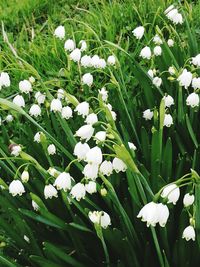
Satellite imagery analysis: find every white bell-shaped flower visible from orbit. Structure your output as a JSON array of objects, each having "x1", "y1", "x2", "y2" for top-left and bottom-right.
[
  {"x1": 75, "y1": 124, "x2": 94, "y2": 141},
  {"x1": 13, "y1": 95, "x2": 25, "y2": 108},
  {"x1": 177, "y1": 69, "x2": 192, "y2": 89},
  {"x1": 183, "y1": 193, "x2": 195, "y2": 207},
  {"x1": 44, "y1": 184, "x2": 58, "y2": 199},
  {"x1": 9, "y1": 180, "x2": 25, "y2": 196},
  {"x1": 85, "y1": 113, "x2": 98, "y2": 125},
  {"x1": 47, "y1": 144, "x2": 56, "y2": 155},
  {"x1": 85, "y1": 147, "x2": 103, "y2": 165},
  {"x1": 182, "y1": 225, "x2": 195, "y2": 241},
  {"x1": 70, "y1": 183, "x2": 86, "y2": 201},
  {"x1": 132, "y1": 26, "x2": 145, "y2": 40},
  {"x1": 54, "y1": 172, "x2": 72, "y2": 191},
  {"x1": 75, "y1": 102, "x2": 89, "y2": 118},
  {"x1": 83, "y1": 164, "x2": 99, "y2": 180},
  {"x1": 99, "y1": 160, "x2": 113, "y2": 176},
  {"x1": 112, "y1": 158, "x2": 127, "y2": 173},
  {"x1": 161, "y1": 183, "x2": 180, "y2": 204},
  {"x1": 85, "y1": 181, "x2": 97, "y2": 194},
  {"x1": 74, "y1": 142, "x2": 90, "y2": 160},
  {"x1": 54, "y1": 25, "x2": 65, "y2": 39},
  {"x1": 29, "y1": 104, "x2": 41, "y2": 117},
  {"x1": 19, "y1": 80, "x2": 32, "y2": 94},
  {"x1": 64, "y1": 39, "x2": 75, "y2": 51},
  {"x1": 50, "y1": 98, "x2": 62, "y2": 112}
]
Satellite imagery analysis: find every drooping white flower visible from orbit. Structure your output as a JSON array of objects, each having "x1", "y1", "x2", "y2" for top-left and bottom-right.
[
  {"x1": 54, "y1": 25, "x2": 65, "y2": 39},
  {"x1": 98, "y1": 59, "x2": 106, "y2": 69},
  {"x1": 99, "y1": 160, "x2": 113, "y2": 176},
  {"x1": 85, "y1": 181, "x2": 97, "y2": 194},
  {"x1": 19, "y1": 80, "x2": 32, "y2": 94},
  {"x1": 177, "y1": 69, "x2": 192, "y2": 89},
  {"x1": 35, "y1": 91, "x2": 46, "y2": 104},
  {"x1": 74, "y1": 142, "x2": 90, "y2": 161},
  {"x1": 64, "y1": 39, "x2": 75, "y2": 51},
  {"x1": 140, "y1": 46, "x2": 151, "y2": 60},
  {"x1": 75, "y1": 102, "x2": 89, "y2": 118},
  {"x1": 54, "y1": 172, "x2": 72, "y2": 191},
  {"x1": 161, "y1": 183, "x2": 180, "y2": 204},
  {"x1": 94, "y1": 131, "x2": 106, "y2": 143},
  {"x1": 111, "y1": 110, "x2": 117, "y2": 121},
  {"x1": 164, "y1": 114, "x2": 173, "y2": 127},
  {"x1": 192, "y1": 54, "x2": 200, "y2": 67},
  {"x1": 183, "y1": 193, "x2": 194, "y2": 207},
  {"x1": 47, "y1": 144, "x2": 56, "y2": 155},
  {"x1": 85, "y1": 147, "x2": 103, "y2": 165},
  {"x1": 182, "y1": 225, "x2": 195, "y2": 241},
  {"x1": 48, "y1": 167, "x2": 59, "y2": 177},
  {"x1": 44, "y1": 184, "x2": 58, "y2": 199},
  {"x1": 81, "y1": 55, "x2": 92, "y2": 67},
  {"x1": 70, "y1": 183, "x2": 86, "y2": 201},
  {"x1": 163, "y1": 95, "x2": 174, "y2": 108},
  {"x1": 61, "y1": 106, "x2": 73, "y2": 119},
  {"x1": 83, "y1": 164, "x2": 99, "y2": 180},
  {"x1": 99, "y1": 87, "x2": 108, "y2": 102},
  {"x1": 91, "y1": 55, "x2": 100, "y2": 68},
  {"x1": 85, "y1": 113, "x2": 98, "y2": 125},
  {"x1": 32, "y1": 200, "x2": 39, "y2": 211},
  {"x1": 0, "y1": 72, "x2": 10, "y2": 87},
  {"x1": 70, "y1": 48, "x2": 81, "y2": 62},
  {"x1": 153, "y1": 77, "x2": 162, "y2": 87},
  {"x1": 168, "y1": 66, "x2": 176, "y2": 75},
  {"x1": 29, "y1": 104, "x2": 41, "y2": 117},
  {"x1": 34, "y1": 132, "x2": 41, "y2": 143},
  {"x1": 113, "y1": 157, "x2": 127, "y2": 173},
  {"x1": 166, "y1": 8, "x2": 183, "y2": 25},
  {"x1": 21, "y1": 170, "x2": 29, "y2": 183},
  {"x1": 153, "y1": 34, "x2": 163, "y2": 45},
  {"x1": 167, "y1": 39, "x2": 174, "y2": 47},
  {"x1": 147, "y1": 69, "x2": 154, "y2": 78},
  {"x1": 132, "y1": 26, "x2": 145, "y2": 40},
  {"x1": 154, "y1": 46, "x2": 162, "y2": 56},
  {"x1": 143, "y1": 109, "x2": 153, "y2": 120},
  {"x1": 13, "y1": 95, "x2": 25, "y2": 108},
  {"x1": 10, "y1": 145, "x2": 21, "y2": 156},
  {"x1": 192, "y1": 77, "x2": 200, "y2": 89},
  {"x1": 75, "y1": 125, "x2": 94, "y2": 141},
  {"x1": 82, "y1": 73, "x2": 93, "y2": 87},
  {"x1": 89, "y1": 211, "x2": 111, "y2": 229},
  {"x1": 50, "y1": 98, "x2": 62, "y2": 112},
  {"x1": 5, "y1": 114, "x2": 13, "y2": 122},
  {"x1": 9, "y1": 180, "x2": 25, "y2": 196},
  {"x1": 57, "y1": 89, "x2": 65, "y2": 100},
  {"x1": 157, "y1": 203, "x2": 170, "y2": 227},
  {"x1": 186, "y1": 92, "x2": 199, "y2": 108},
  {"x1": 128, "y1": 142, "x2": 137, "y2": 150},
  {"x1": 79, "y1": 40, "x2": 87, "y2": 51},
  {"x1": 107, "y1": 55, "x2": 116, "y2": 65}
]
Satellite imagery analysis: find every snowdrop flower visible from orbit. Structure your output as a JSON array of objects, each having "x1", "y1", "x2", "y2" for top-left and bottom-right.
[
  {"x1": 32, "y1": 200, "x2": 39, "y2": 211},
  {"x1": 99, "y1": 87, "x2": 108, "y2": 102},
  {"x1": 167, "y1": 39, "x2": 174, "y2": 47},
  {"x1": 183, "y1": 193, "x2": 194, "y2": 207},
  {"x1": 54, "y1": 172, "x2": 72, "y2": 191},
  {"x1": 153, "y1": 34, "x2": 163, "y2": 45},
  {"x1": 70, "y1": 48, "x2": 81, "y2": 62},
  {"x1": 79, "y1": 40, "x2": 87, "y2": 51},
  {"x1": 192, "y1": 54, "x2": 200, "y2": 67},
  {"x1": 74, "y1": 142, "x2": 90, "y2": 161},
  {"x1": 19, "y1": 80, "x2": 32, "y2": 94},
  {"x1": 161, "y1": 183, "x2": 180, "y2": 204},
  {"x1": 47, "y1": 144, "x2": 56, "y2": 155},
  {"x1": 44, "y1": 184, "x2": 58, "y2": 199},
  {"x1": 94, "y1": 131, "x2": 106, "y2": 143},
  {"x1": 166, "y1": 8, "x2": 183, "y2": 25},
  {"x1": 143, "y1": 109, "x2": 153, "y2": 120},
  {"x1": 35, "y1": 91, "x2": 46, "y2": 104},
  {"x1": 128, "y1": 142, "x2": 137, "y2": 150},
  {"x1": 177, "y1": 69, "x2": 192, "y2": 89},
  {"x1": 70, "y1": 183, "x2": 86, "y2": 201},
  {"x1": 75, "y1": 102, "x2": 89, "y2": 118},
  {"x1": 91, "y1": 55, "x2": 100, "y2": 68},
  {"x1": 154, "y1": 46, "x2": 162, "y2": 56},
  {"x1": 113, "y1": 157, "x2": 127, "y2": 173},
  {"x1": 163, "y1": 95, "x2": 174, "y2": 108},
  {"x1": 107, "y1": 55, "x2": 116, "y2": 65},
  {"x1": 147, "y1": 69, "x2": 154, "y2": 78},
  {"x1": 132, "y1": 26, "x2": 145, "y2": 40},
  {"x1": 9, "y1": 180, "x2": 25, "y2": 196},
  {"x1": 10, "y1": 144, "x2": 21, "y2": 156},
  {"x1": 164, "y1": 114, "x2": 173, "y2": 127},
  {"x1": 85, "y1": 113, "x2": 98, "y2": 125},
  {"x1": 64, "y1": 39, "x2": 75, "y2": 51},
  {"x1": 85, "y1": 181, "x2": 97, "y2": 194},
  {"x1": 54, "y1": 25, "x2": 65, "y2": 39},
  {"x1": 13, "y1": 95, "x2": 25, "y2": 108},
  {"x1": 83, "y1": 164, "x2": 99, "y2": 180},
  {"x1": 88, "y1": 211, "x2": 101, "y2": 224},
  {"x1": 99, "y1": 160, "x2": 113, "y2": 176},
  {"x1": 21, "y1": 170, "x2": 29, "y2": 183},
  {"x1": 34, "y1": 132, "x2": 41, "y2": 143},
  {"x1": 82, "y1": 73, "x2": 93, "y2": 87},
  {"x1": 192, "y1": 77, "x2": 200, "y2": 89},
  {"x1": 168, "y1": 66, "x2": 176, "y2": 75},
  {"x1": 140, "y1": 46, "x2": 151, "y2": 60},
  {"x1": 182, "y1": 225, "x2": 195, "y2": 241},
  {"x1": 89, "y1": 211, "x2": 111, "y2": 229},
  {"x1": 5, "y1": 114, "x2": 13, "y2": 122},
  {"x1": 81, "y1": 55, "x2": 92, "y2": 67},
  {"x1": 50, "y1": 98, "x2": 62, "y2": 112},
  {"x1": 75, "y1": 125, "x2": 94, "y2": 141},
  {"x1": 186, "y1": 92, "x2": 199, "y2": 108},
  {"x1": 85, "y1": 147, "x2": 102, "y2": 165},
  {"x1": 98, "y1": 59, "x2": 106, "y2": 69},
  {"x1": 153, "y1": 77, "x2": 162, "y2": 87},
  {"x1": 61, "y1": 106, "x2": 73, "y2": 119},
  {"x1": 0, "y1": 72, "x2": 10, "y2": 87},
  {"x1": 29, "y1": 104, "x2": 41, "y2": 117},
  {"x1": 57, "y1": 89, "x2": 65, "y2": 99}
]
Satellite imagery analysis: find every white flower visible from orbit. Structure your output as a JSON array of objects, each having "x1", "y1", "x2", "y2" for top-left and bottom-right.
[
  {"x1": 107, "y1": 55, "x2": 116, "y2": 65},
  {"x1": 74, "y1": 142, "x2": 90, "y2": 160},
  {"x1": 10, "y1": 145, "x2": 21, "y2": 156},
  {"x1": 192, "y1": 77, "x2": 200, "y2": 89},
  {"x1": 85, "y1": 181, "x2": 97, "y2": 194},
  {"x1": 19, "y1": 80, "x2": 32, "y2": 94},
  {"x1": 85, "y1": 113, "x2": 98, "y2": 125},
  {"x1": 61, "y1": 106, "x2": 73, "y2": 119},
  {"x1": 161, "y1": 183, "x2": 180, "y2": 204},
  {"x1": 32, "y1": 200, "x2": 39, "y2": 211},
  {"x1": 70, "y1": 48, "x2": 81, "y2": 62},
  {"x1": 75, "y1": 102, "x2": 89, "y2": 118},
  {"x1": 100, "y1": 160, "x2": 113, "y2": 176},
  {"x1": 143, "y1": 109, "x2": 153, "y2": 120},
  {"x1": 0, "y1": 72, "x2": 10, "y2": 87},
  {"x1": 81, "y1": 55, "x2": 92, "y2": 67},
  {"x1": 83, "y1": 164, "x2": 99, "y2": 180},
  {"x1": 88, "y1": 211, "x2": 101, "y2": 224},
  {"x1": 34, "y1": 132, "x2": 41, "y2": 143},
  {"x1": 75, "y1": 125, "x2": 94, "y2": 141},
  {"x1": 154, "y1": 46, "x2": 162, "y2": 56},
  {"x1": 132, "y1": 26, "x2": 145, "y2": 40},
  {"x1": 183, "y1": 193, "x2": 194, "y2": 207},
  {"x1": 82, "y1": 73, "x2": 93, "y2": 87},
  {"x1": 113, "y1": 157, "x2": 127, "y2": 173},
  {"x1": 54, "y1": 172, "x2": 72, "y2": 191},
  {"x1": 47, "y1": 144, "x2": 56, "y2": 155},
  {"x1": 128, "y1": 142, "x2": 137, "y2": 150},
  {"x1": 94, "y1": 131, "x2": 106, "y2": 143},
  {"x1": 13, "y1": 95, "x2": 25, "y2": 108},
  {"x1": 153, "y1": 77, "x2": 162, "y2": 87},
  {"x1": 29, "y1": 104, "x2": 41, "y2": 117},
  {"x1": 57, "y1": 89, "x2": 65, "y2": 99},
  {"x1": 153, "y1": 34, "x2": 163, "y2": 45},
  {"x1": 64, "y1": 39, "x2": 75, "y2": 51},
  {"x1": 50, "y1": 98, "x2": 62, "y2": 112},
  {"x1": 163, "y1": 95, "x2": 174, "y2": 108},
  {"x1": 21, "y1": 170, "x2": 29, "y2": 183},
  {"x1": 99, "y1": 87, "x2": 108, "y2": 102},
  {"x1": 79, "y1": 40, "x2": 87, "y2": 51},
  {"x1": 192, "y1": 54, "x2": 200, "y2": 67},
  {"x1": 168, "y1": 66, "x2": 176, "y2": 75},
  {"x1": 111, "y1": 111, "x2": 117, "y2": 121},
  {"x1": 166, "y1": 8, "x2": 183, "y2": 25},
  {"x1": 140, "y1": 46, "x2": 151, "y2": 60},
  {"x1": 147, "y1": 69, "x2": 154, "y2": 78},
  {"x1": 164, "y1": 5, "x2": 175, "y2": 14},
  {"x1": 48, "y1": 167, "x2": 59, "y2": 177},
  {"x1": 5, "y1": 115, "x2": 13, "y2": 122},
  {"x1": 9, "y1": 180, "x2": 25, "y2": 196},
  {"x1": 88, "y1": 211, "x2": 111, "y2": 228},
  {"x1": 186, "y1": 92, "x2": 199, "y2": 108},
  {"x1": 182, "y1": 225, "x2": 195, "y2": 241},
  {"x1": 85, "y1": 146, "x2": 103, "y2": 165},
  {"x1": 164, "y1": 114, "x2": 173, "y2": 127},
  {"x1": 98, "y1": 59, "x2": 106, "y2": 69},
  {"x1": 91, "y1": 55, "x2": 100, "y2": 68},
  {"x1": 167, "y1": 39, "x2": 174, "y2": 47},
  {"x1": 70, "y1": 183, "x2": 86, "y2": 201},
  {"x1": 44, "y1": 184, "x2": 58, "y2": 199},
  {"x1": 29, "y1": 76, "x2": 35, "y2": 83},
  {"x1": 54, "y1": 25, "x2": 65, "y2": 39},
  {"x1": 177, "y1": 69, "x2": 192, "y2": 89},
  {"x1": 157, "y1": 203, "x2": 170, "y2": 227},
  {"x1": 35, "y1": 91, "x2": 46, "y2": 104}
]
